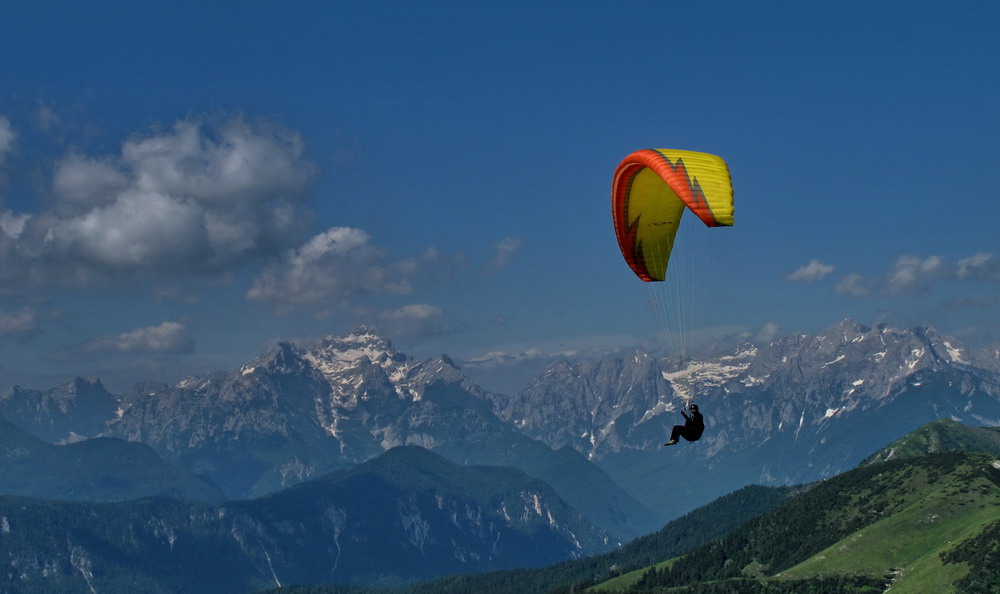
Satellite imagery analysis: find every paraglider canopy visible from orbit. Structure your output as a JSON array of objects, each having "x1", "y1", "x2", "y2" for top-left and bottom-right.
[{"x1": 611, "y1": 149, "x2": 734, "y2": 282}]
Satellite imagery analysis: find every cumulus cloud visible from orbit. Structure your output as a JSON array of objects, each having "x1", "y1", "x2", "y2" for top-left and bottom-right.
[
  {"x1": 0, "y1": 210, "x2": 29, "y2": 238},
  {"x1": 0, "y1": 116, "x2": 316, "y2": 293},
  {"x1": 787, "y1": 259, "x2": 834, "y2": 282},
  {"x1": 836, "y1": 273, "x2": 870, "y2": 297},
  {"x1": 0, "y1": 116, "x2": 14, "y2": 164},
  {"x1": 34, "y1": 104, "x2": 62, "y2": 133},
  {"x1": 755, "y1": 321, "x2": 782, "y2": 342},
  {"x1": 486, "y1": 237, "x2": 522, "y2": 271},
  {"x1": 944, "y1": 295, "x2": 1000, "y2": 310},
  {"x1": 377, "y1": 303, "x2": 444, "y2": 341},
  {"x1": 466, "y1": 347, "x2": 550, "y2": 367},
  {"x1": 834, "y1": 252, "x2": 1000, "y2": 299},
  {"x1": 0, "y1": 307, "x2": 41, "y2": 339},
  {"x1": 115, "y1": 321, "x2": 195, "y2": 353},
  {"x1": 66, "y1": 321, "x2": 195, "y2": 358},
  {"x1": 884, "y1": 255, "x2": 946, "y2": 294},
  {"x1": 52, "y1": 152, "x2": 129, "y2": 206},
  {"x1": 957, "y1": 252, "x2": 1000, "y2": 281},
  {"x1": 248, "y1": 226, "x2": 411, "y2": 310}
]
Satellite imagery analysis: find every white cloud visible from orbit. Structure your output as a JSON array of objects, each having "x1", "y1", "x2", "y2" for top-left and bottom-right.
[
  {"x1": 377, "y1": 303, "x2": 445, "y2": 341},
  {"x1": 945, "y1": 295, "x2": 1000, "y2": 310},
  {"x1": 957, "y1": 252, "x2": 1000, "y2": 281},
  {"x1": 884, "y1": 255, "x2": 945, "y2": 294},
  {"x1": 0, "y1": 307, "x2": 40, "y2": 339},
  {"x1": 0, "y1": 115, "x2": 316, "y2": 293},
  {"x1": 120, "y1": 118, "x2": 310, "y2": 210},
  {"x1": 486, "y1": 236, "x2": 522, "y2": 271},
  {"x1": 0, "y1": 116, "x2": 15, "y2": 164},
  {"x1": 52, "y1": 189, "x2": 209, "y2": 268},
  {"x1": 787, "y1": 259, "x2": 834, "y2": 282},
  {"x1": 34, "y1": 104, "x2": 62, "y2": 133},
  {"x1": 755, "y1": 321, "x2": 782, "y2": 342},
  {"x1": 115, "y1": 321, "x2": 195, "y2": 353},
  {"x1": 833, "y1": 252, "x2": 1000, "y2": 300},
  {"x1": 52, "y1": 152, "x2": 128, "y2": 207},
  {"x1": 81, "y1": 321, "x2": 195, "y2": 356},
  {"x1": 248, "y1": 226, "x2": 411, "y2": 310},
  {"x1": 0, "y1": 210, "x2": 30, "y2": 238},
  {"x1": 836, "y1": 273, "x2": 870, "y2": 297}
]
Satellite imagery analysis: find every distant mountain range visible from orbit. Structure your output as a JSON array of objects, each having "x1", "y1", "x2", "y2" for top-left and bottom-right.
[
  {"x1": 490, "y1": 319, "x2": 1000, "y2": 517},
  {"x1": 0, "y1": 447, "x2": 611, "y2": 593},
  {"x1": 0, "y1": 417, "x2": 224, "y2": 501},
  {"x1": 0, "y1": 376, "x2": 118, "y2": 443},
  {"x1": 2, "y1": 409, "x2": 999, "y2": 591},
  {"x1": 2, "y1": 319, "x2": 1000, "y2": 590},
  {"x1": 268, "y1": 419, "x2": 1000, "y2": 594},
  {"x1": 0, "y1": 330, "x2": 661, "y2": 543}
]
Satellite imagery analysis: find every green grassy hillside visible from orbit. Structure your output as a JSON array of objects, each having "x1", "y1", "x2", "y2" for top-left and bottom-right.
[
  {"x1": 778, "y1": 453, "x2": 1000, "y2": 592},
  {"x1": 861, "y1": 418, "x2": 1000, "y2": 466},
  {"x1": 591, "y1": 451, "x2": 1000, "y2": 593}
]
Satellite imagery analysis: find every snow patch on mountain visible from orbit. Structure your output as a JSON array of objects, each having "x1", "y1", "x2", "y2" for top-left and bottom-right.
[
  {"x1": 823, "y1": 355, "x2": 845, "y2": 367},
  {"x1": 662, "y1": 347, "x2": 756, "y2": 390},
  {"x1": 306, "y1": 329, "x2": 416, "y2": 384},
  {"x1": 943, "y1": 341, "x2": 967, "y2": 364}
]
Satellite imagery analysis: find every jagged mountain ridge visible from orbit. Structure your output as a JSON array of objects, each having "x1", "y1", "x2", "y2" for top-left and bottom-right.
[
  {"x1": 0, "y1": 327, "x2": 662, "y2": 542},
  {"x1": 0, "y1": 377, "x2": 118, "y2": 443},
  {"x1": 487, "y1": 319, "x2": 1000, "y2": 518},
  {"x1": 490, "y1": 319, "x2": 999, "y2": 460},
  {"x1": 100, "y1": 330, "x2": 515, "y2": 496},
  {"x1": 4, "y1": 320, "x2": 999, "y2": 532}
]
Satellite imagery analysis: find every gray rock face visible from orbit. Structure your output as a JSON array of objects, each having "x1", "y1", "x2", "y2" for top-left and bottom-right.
[
  {"x1": 0, "y1": 377, "x2": 118, "y2": 443},
  {"x1": 5, "y1": 320, "x2": 998, "y2": 530},
  {"x1": 487, "y1": 320, "x2": 1000, "y2": 517},
  {"x1": 2, "y1": 327, "x2": 660, "y2": 541}
]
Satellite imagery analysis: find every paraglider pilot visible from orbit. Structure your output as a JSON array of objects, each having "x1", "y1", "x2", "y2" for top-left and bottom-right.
[{"x1": 665, "y1": 404, "x2": 704, "y2": 446}]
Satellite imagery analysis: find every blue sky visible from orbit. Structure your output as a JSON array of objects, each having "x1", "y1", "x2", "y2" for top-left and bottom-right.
[{"x1": 0, "y1": 1, "x2": 998, "y2": 393}]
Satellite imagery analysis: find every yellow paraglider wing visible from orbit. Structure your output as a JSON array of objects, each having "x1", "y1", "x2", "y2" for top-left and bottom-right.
[{"x1": 611, "y1": 149, "x2": 733, "y2": 281}]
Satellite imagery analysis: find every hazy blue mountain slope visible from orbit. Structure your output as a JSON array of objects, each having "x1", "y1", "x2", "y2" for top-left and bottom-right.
[
  {"x1": 0, "y1": 377, "x2": 118, "y2": 442},
  {"x1": 261, "y1": 483, "x2": 802, "y2": 594},
  {"x1": 0, "y1": 417, "x2": 224, "y2": 502},
  {"x1": 4, "y1": 331, "x2": 663, "y2": 541},
  {"x1": 5, "y1": 322, "x2": 999, "y2": 542},
  {"x1": 0, "y1": 447, "x2": 610, "y2": 593}
]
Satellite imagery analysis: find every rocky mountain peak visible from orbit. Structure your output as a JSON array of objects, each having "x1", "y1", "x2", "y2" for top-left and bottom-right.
[
  {"x1": 235, "y1": 342, "x2": 313, "y2": 379},
  {"x1": 39, "y1": 376, "x2": 112, "y2": 403},
  {"x1": 826, "y1": 317, "x2": 870, "y2": 339},
  {"x1": 974, "y1": 344, "x2": 1000, "y2": 372},
  {"x1": 488, "y1": 318, "x2": 1000, "y2": 467},
  {"x1": 0, "y1": 377, "x2": 119, "y2": 442},
  {"x1": 319, "y1": 325, "x2": 395, "y2": 355},
  {"x1": 304, "y1": 327, "x2": 415, "y2": 387},
  {"x1": 267, "y1": 341, "x2": 306, "y2": 369}
]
